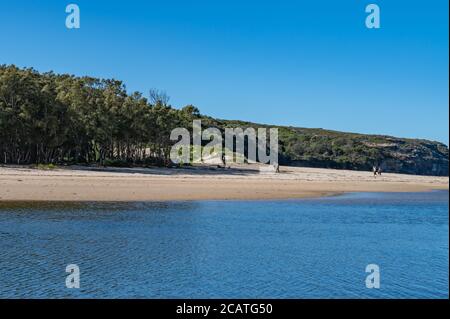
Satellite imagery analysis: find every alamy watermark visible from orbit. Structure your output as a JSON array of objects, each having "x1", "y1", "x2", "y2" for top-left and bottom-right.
[
  {"x1": 65, "y1": 264, "x2": 80, "y2": 289},
  {"x1": 170, "y1": 120, "x2": 279, "y2": 168},
  {"x1": 365, "y1": 264, "x2": 380, "y2": 289},
  {"x1": 365, "y1": 4, "x2": 381, "y2": 29},
  {"x1": 65, "y1": 4, "x2": 80, "y2": 29},
  {"x1": 64, "y1": 4, "x2": 381, "y2": 30}
]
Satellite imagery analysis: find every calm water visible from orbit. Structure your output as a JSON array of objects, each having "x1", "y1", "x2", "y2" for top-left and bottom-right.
[{"x1": 0, "y1": 191, "x2": 448, "y2": 298}]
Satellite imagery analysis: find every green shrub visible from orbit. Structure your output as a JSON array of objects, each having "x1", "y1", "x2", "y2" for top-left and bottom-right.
[{"x1": 35, "y1": 163, "x2": 57, "y2": 170}]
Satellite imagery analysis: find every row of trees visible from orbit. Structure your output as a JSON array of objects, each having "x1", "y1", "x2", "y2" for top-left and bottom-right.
[{"x1": 0, "y1": 65, "x2": 200, "y2": 165}]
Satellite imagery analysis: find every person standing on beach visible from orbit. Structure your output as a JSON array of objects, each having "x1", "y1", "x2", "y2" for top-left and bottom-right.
[
  {"x1": 373, "y1": 165, "x2": 378, "y2": 177},
  {"x1": 273, "y1": 163, "x2": 280, "y2": 173},
  {"x1": 221, "y1": 153, "x2": 226, "y2": 168}
]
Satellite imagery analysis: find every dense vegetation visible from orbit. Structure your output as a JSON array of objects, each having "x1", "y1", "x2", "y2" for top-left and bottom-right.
[
  {"x1": 0, "y1": 65, "x2": 200, "y2": 166},
  {"x1": 1, "y1": 65, "x2": 448, "y2": 175}
]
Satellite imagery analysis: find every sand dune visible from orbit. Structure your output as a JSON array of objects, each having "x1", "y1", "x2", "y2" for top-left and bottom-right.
[{"x1": 0, "y1": 165, "x2": 448, "y2": 201}]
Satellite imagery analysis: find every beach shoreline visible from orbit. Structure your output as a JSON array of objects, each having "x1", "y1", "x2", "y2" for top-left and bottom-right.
[{"x1": 0, "y1": 165, "x2": 448, "y2": 202}]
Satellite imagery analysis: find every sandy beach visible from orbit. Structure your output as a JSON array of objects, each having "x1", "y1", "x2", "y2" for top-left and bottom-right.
[{"x1": 0, "y1": 164, "x2": 447, "y2": 202}]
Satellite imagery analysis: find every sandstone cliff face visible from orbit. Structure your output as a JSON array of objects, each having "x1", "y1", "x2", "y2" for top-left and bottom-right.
[{"x1": 376, "y1": 139, "x2": 448, "y2": 176}]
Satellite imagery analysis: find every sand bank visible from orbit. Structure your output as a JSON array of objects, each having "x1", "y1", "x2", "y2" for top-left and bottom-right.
[{"x1": 0, "y1": 165, "x2": 448, "y2": 201}]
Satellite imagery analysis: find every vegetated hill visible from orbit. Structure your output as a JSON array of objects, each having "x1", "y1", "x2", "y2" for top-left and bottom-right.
[{"x1": 210, "y1": 118, "x2": 449, "y2": 176}]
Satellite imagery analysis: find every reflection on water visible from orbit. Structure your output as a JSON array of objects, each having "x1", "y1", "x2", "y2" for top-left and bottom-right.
[{"x1": 0, "y1": 191, "x2": 448, "y2": 298}]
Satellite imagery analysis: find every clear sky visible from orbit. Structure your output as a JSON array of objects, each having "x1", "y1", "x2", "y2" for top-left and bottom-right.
[{"x1": 1, "y1": 0, "x2": 448, "y2": 144}]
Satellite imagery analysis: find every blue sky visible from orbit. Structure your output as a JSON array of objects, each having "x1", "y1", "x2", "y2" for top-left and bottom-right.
[{"x1": 1, "y1": 0, "x2": 448, "y2": 144}]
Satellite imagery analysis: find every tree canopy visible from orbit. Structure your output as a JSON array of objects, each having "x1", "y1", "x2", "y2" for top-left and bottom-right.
[{"x1": 0, "y1": 65, "x2": 194, "y2": 166}]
